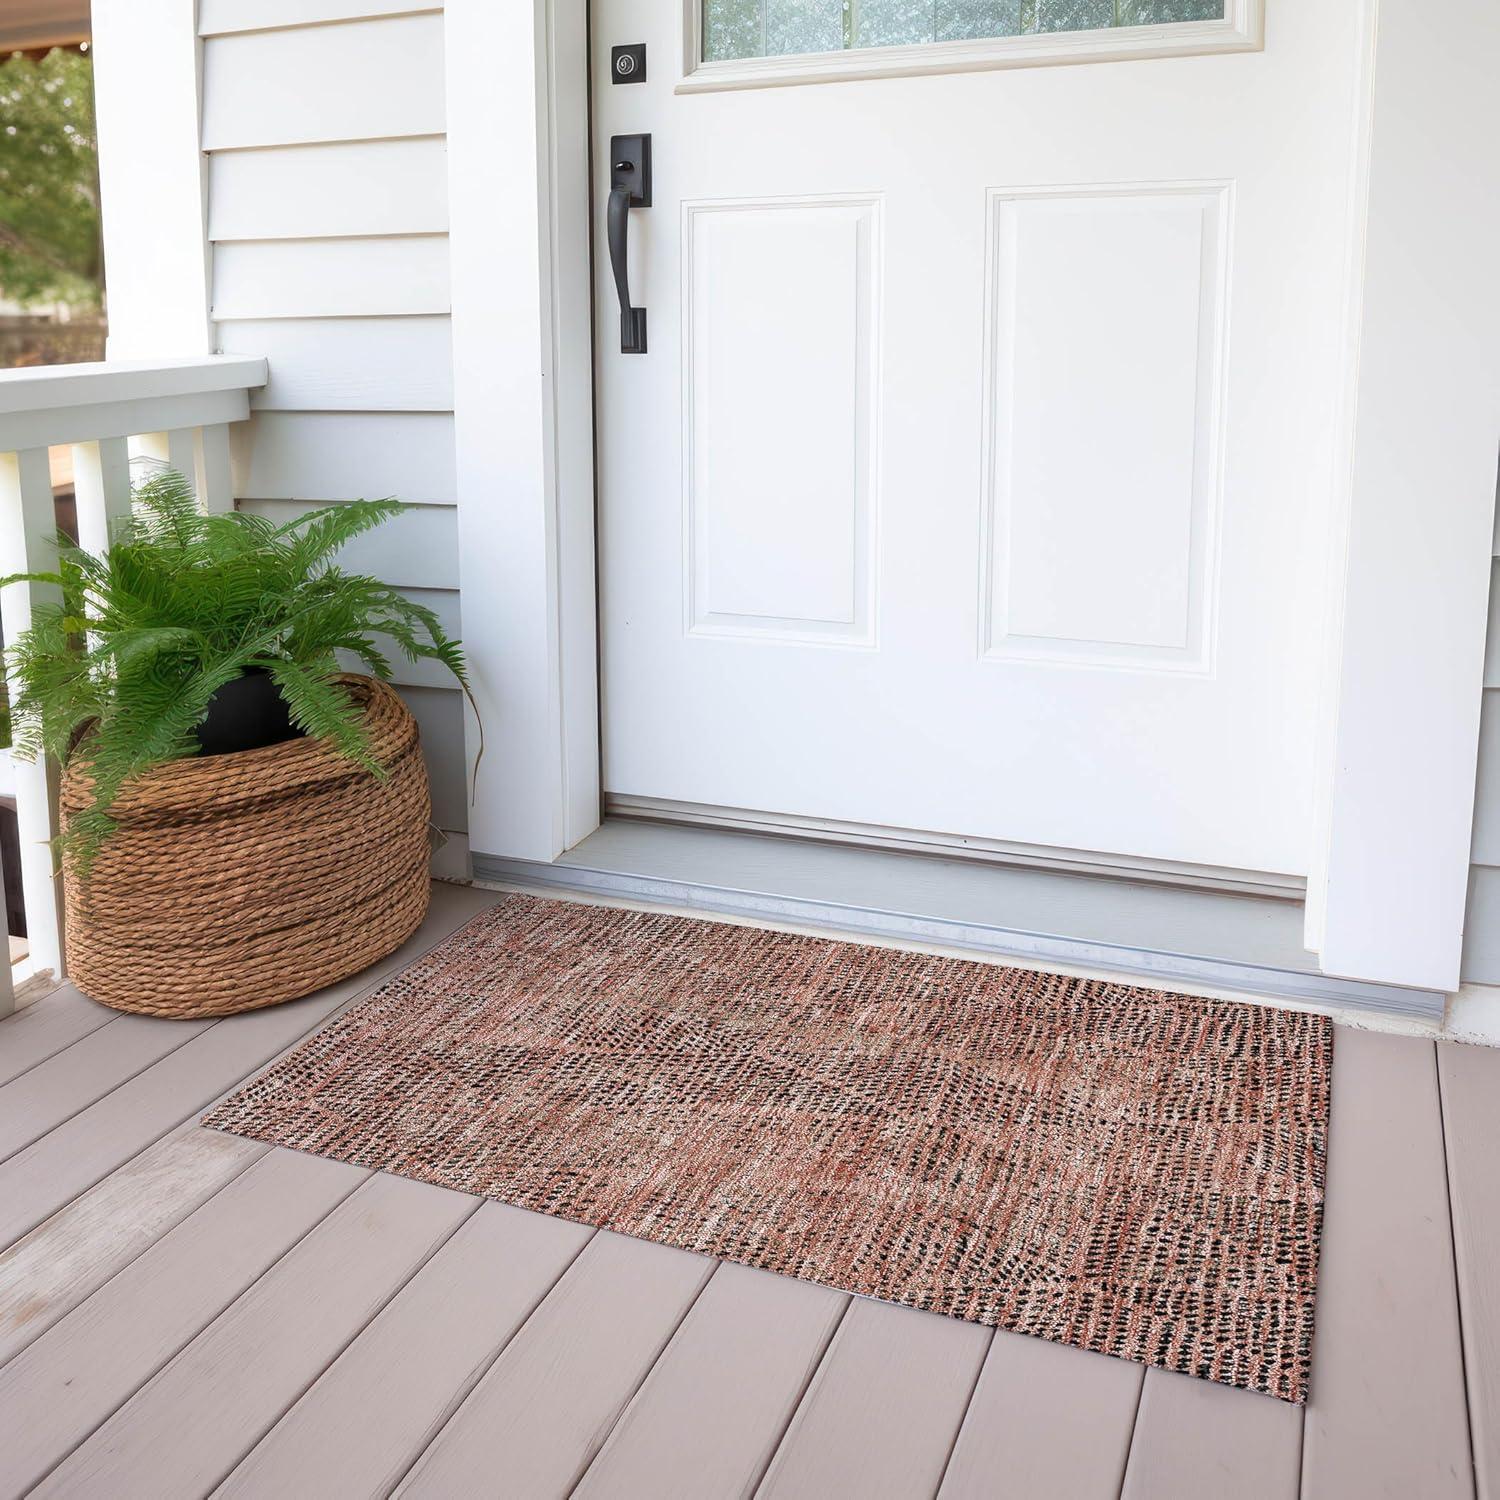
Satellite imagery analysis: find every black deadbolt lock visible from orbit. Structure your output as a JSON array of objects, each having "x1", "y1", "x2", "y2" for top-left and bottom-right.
[{"x1": 611, "y1": 43, "x2": 647, "y2": 83}]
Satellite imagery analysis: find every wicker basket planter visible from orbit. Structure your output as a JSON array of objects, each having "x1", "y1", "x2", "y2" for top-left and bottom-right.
[{"x1": 61, "y1": 675, "x2": 432, "y2": 1019}]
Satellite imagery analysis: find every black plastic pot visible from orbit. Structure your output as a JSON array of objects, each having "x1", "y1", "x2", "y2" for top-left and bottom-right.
[{"x1": 195, "y1": 668, "x2": 305, "y2": 757}]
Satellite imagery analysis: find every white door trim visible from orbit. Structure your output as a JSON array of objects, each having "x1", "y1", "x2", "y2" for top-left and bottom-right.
[
  {"x1": 445, "y1": 0, "x2": 600, "y2": 863},
  {"x1": 450, "y1": 0, "x2": 1500, "y2": 991},
  {"x1": 1305, "y1": 0, "x2": 1500, "y2": 991}
]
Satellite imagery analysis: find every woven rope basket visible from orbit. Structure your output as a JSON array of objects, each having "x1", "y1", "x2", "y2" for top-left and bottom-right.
[{"x1": 61, "y1": 675, "x2": 432, "y2": 1019}]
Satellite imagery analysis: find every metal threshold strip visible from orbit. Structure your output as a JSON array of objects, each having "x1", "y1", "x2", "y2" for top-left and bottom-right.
[{"x1": 472, "y1": 819, "x2": 1444, "y2": 1021}]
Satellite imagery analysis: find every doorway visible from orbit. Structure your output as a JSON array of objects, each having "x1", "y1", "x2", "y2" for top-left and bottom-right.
[{"x1": 589, "y1": 2, "x2": 1367, "y2": 887}]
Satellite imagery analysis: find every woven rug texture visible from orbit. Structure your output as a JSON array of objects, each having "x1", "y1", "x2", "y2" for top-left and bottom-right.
[{"x1": 203, "y1": 894, "x2": 1330, "y2": 1402}]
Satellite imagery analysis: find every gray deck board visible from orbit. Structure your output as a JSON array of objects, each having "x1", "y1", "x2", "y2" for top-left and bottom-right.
[
  {"x1": 33, "y1": 1171, "x2": 476, "y2": 1499},
  {"x1": 1121, "y1": 1368, "x2": 1302, "y2": 1500},
  {"x1": 0, "y1": 1125, "x2": 268, "y2": 1366},
  {"x1": 0, "y1": 983, "x2": 113, "y2": 1088},
  {"x1": 575, "y1": 1261, "x2": 848, "y2": 1500},
  {"x1": 938, "y1": 1331, "x2": 1144, "y2": 1499},
  {"x1": 1439, "y1": 1037, "x2": 1500, "y2": 1499},
  {"x1": 219, "y1": 1200, "x2": 592, "y2": 1499},
  {"x1": 0, "y1": 994, "x2": 356, "y2": 1250},
  {"x1": 397, "y1": 1230, "x2": 714, "y2": 1497},
  {"x1": 1301, "y1": 1028, "x2": 1474, "y2": 1499},
  {"x1": 0, "y1": 1011, "x2": 212, "y2": 1162},
  {"x1": 0, "y1": 882, "x2": 496, "y2": 1251},
  {"x1": 756, "y1": 1296, "x2": 992, "y2": 1500},
  {"x1": 0, "y1": 897, "x2": 1491, "y2": 1499},
  {"x1": 0, "y1": 1148, "x2": 362, "y2": 1495}
]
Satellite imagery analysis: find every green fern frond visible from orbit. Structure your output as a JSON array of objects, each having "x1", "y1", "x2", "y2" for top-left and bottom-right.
[{"x1": 261, "y1": 656, "x2": 380, "y2": 775}]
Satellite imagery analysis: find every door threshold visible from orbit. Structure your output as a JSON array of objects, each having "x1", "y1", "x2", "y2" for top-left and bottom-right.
[
  {"x1": 472, "y1": 819, "x2": 1443, "y2": 1021},
  {"x1": 605, "y1": 794, "x2": 1306, "y2": 900}
]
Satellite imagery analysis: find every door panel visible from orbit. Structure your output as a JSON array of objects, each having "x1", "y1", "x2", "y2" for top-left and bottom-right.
[
  {"x1": 982, "y1": 184, "x2": 1226, "y2": 670},
  {"x1": 685, "y1": 197, "x2": 879, "y2": 644},
  {"x1": 593, "y1": 3, "x2": 1364, "y2": 877}
]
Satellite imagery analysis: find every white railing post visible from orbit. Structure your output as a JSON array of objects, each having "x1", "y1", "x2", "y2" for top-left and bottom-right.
[
  {"x1": 136, "y1": 425, "x2": 234, "y2": 512},
  {"x1": 0, "y1": 356, "x2": 269, "y2": 988},
  {"x1": 0, "y1": 850, "x2": 14, "y2": 1018},
  {"x1": 195, "y1": 423, "x2": 235, "y2": 514},
  {"x1": 0, "y1": 933, "x2": 13, "y2": 1019},
  {"x1": 70, "y1": 436, "x2": 133, "y2": 556},
  {"x1": 164, "y1": 428, "x2": 198, "y2": 487},
  {"x1": 0, "y1": 448, "x2": 66, "y2": 982},
  {"x1": 135, "y1": 428, "x2": 199, "y2": 493}
]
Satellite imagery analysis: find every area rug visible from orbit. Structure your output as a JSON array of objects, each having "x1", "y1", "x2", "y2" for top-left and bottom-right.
[{"x1": 203, "y1": 893, "x2": 1331, "y2": 1402}]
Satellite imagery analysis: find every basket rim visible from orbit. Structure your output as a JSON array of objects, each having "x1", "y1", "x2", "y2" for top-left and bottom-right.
[{"x1": 61, "y1": 673, "x2": 418, "y2": 819}]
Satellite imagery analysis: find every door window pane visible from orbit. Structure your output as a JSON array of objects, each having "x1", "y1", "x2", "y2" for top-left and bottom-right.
[
  {"x1": 936, "y1": 0, "x2": 1023, "y2": 44},
  {"x1": 766, "y1": 0, "x2": 845, "y2": 55},
  {"x1": 704, "y1": 0, "x2": 1225, "y2": 62}
]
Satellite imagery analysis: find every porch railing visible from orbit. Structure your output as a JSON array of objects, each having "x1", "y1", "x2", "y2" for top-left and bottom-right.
[{"x1": 0, "y1": 355, "x2": 268, "y2": 1010}]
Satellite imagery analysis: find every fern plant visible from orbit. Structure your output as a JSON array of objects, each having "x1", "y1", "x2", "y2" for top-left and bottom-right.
[{"x1": 1, "y1": 469, "x2": 470, "y2": 872}]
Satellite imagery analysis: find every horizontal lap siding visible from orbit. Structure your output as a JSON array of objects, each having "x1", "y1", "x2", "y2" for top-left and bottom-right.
[
  {"x1": 211, "y1": 239, "x2": 451, "y2": 321},
  {"x1": 218, "y1": 319, "x2": 454, "y2": 411},
  {"x1": 201, "y1": 15, "x2": 445, "y2": 150},
  {"x1": 401, "y1": 686, "x2": 469, "y2": 832},
  {"x1": 199, "y1": 0, "x2": 441, "y2": 35},
  {"x1": 237, "y1": 414, "x2": 456, "y2": 506},
  {"x1": 207, "y1": 140, "x2": 449, "y2": 241},
  {"x1": 203, "y1": 7, "x2": 467, "y2": 846},
  {"x1": 236, "y1": 501, "x2": 458, "y2": 592},
  {"x1": 1464, "y1": 556, "x2": 1500, "y2": 982}
]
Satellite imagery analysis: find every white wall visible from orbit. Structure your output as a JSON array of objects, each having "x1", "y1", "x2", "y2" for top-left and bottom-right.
[{"x1": 196, "y1": 2, "x2": 470, "y2": 873}]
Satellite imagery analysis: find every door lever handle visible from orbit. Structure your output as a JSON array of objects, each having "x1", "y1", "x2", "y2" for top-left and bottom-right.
[
  {"x1": 608, "y1": 187, "x2": 646, "y2": 355},
  {"x1": 608, "y1": 134, "x2": 651, "y2": 355}
]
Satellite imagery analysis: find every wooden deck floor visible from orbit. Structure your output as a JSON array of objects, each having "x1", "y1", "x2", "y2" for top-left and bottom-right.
[{"x1": 0, "y1": 882, "x2": 1495, "y2": 1499}]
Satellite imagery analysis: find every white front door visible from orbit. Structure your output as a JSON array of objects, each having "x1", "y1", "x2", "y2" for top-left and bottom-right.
[{"x1": 592, "y1": 3, "x2": 1366, "y2": 880}]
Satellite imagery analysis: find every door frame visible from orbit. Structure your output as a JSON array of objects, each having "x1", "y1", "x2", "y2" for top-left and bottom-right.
[
  {"x1": 446, "y1": 0, "x2": 1500, "y2": 992},
  {"x1": 446, "y1": 0, "x2": 601, "y2": 862}
]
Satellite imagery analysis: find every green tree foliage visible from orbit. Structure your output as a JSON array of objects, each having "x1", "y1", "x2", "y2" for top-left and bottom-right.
[
  {"x1": 1, "y1": 471, "x2": 472, "y2": 871},
  {"x1": 0, "y1": 47, "x2": 102, "y2": 308}
]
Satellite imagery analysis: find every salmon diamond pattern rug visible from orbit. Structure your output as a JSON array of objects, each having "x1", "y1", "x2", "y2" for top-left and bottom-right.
[{"x1": 203, "y1": 893, "x2": 1331, "y2": 1402}]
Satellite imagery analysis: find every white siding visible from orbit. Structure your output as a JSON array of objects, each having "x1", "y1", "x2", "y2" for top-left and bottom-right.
[
  {"x1": 1466, "y1": 868, "x2": 1500, "y2": 982},
  {"x1": 212, "y1": 238, "x2": 451, "y2": 320},
  {"x1": 237, "y1": 414, "x2": 456, "y2": 506},
  {"x1": 199, "y1": 0, "x2": 439, "y2": 33},
  {"x1": 1486, "y1": 557, "x2": 1500, "y2": 689},
  {"x1": 201, "y1": 15, "x2": 445, "y2": 150},
  {"x1": 1465, "y1": 553, "x2": 1500, "y2": 982},
  {"x1": 203, "y1": 5, "x2": 467, "y2": 852},
  {"x1": 352, "y1": 590, "x2": 464, "y2": 692},
  {"x1": 219, "y1": 319, "x2": 454, "y2": 411},
  {"x1": 207, "y1": 139, "x2": 449, "y2": 241},
  {"x1": 401, "y1": 686, "x2": 469, "y2": 831},
  {"x1": 236, "y1": 501, "x2": 458, "y2": 592},
  {"x1": 1472, "y1": 694, "x2": 1500, "y2": 867}
]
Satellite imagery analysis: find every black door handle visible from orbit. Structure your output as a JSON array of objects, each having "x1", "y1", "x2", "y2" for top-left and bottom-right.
[
  {"x1": 608, "y1": 134, "x2": 651, "y2": 355},
  {"x1": 608, "y1": 187, "x2": 645, "y2": 355}
]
